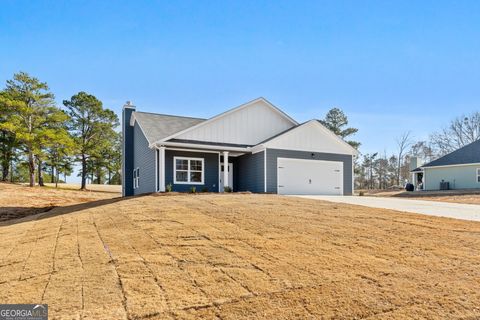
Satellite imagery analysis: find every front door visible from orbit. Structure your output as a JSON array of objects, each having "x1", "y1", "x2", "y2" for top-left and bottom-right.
[{"x1": 219, "y1": 163, "x2": 233, "y2": 191}]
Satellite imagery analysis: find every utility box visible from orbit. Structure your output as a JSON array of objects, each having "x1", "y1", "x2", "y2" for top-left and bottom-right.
[{"x1": 440, "y1": 181, "x2": 450, "y2": 190}]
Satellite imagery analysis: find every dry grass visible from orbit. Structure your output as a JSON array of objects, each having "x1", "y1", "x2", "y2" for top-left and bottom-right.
[
  {"x1": 0, "y1": 184, "x2": 479, "y2": 319},
  {"x1": 412, "y1": 194, "x2": 480, "y2": 205},
  {"x1": 43, "y1": 183, "x2": 122, "y2": 193},
  {"x1": 0, "y1": 183, "x2": 118, "y2": 223},
  {"x1": 364, "y1": 189, "x2": 480, "y2": 205}
]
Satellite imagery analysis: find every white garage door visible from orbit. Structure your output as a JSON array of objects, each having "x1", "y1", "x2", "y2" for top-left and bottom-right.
[{"x1": 277, "y1": 158, "x2": 343, "y2": 195}]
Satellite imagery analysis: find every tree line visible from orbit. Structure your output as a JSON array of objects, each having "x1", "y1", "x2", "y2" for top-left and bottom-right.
[
  {"x1": 0, "y1": 72, "x2": 121, "y2": 189},
  {"x1": 356, "y1": 112, "x2": 480, "y2": 190},
  {"x1": 318, "y1": 107, "x2": 480, "y2": 190}
]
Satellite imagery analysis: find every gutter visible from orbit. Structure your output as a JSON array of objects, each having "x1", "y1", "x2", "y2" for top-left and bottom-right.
[{"x1": 149, "y1": 141, "x2": 253, "y2": 152}]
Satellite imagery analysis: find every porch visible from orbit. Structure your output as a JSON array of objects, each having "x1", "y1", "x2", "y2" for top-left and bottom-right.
[
  {"x1": 154, "y1": 146, "x2": 264, "y2": 193},
  {"x1": 411, "y1": 169, "x2": 424, "y2": 191}
]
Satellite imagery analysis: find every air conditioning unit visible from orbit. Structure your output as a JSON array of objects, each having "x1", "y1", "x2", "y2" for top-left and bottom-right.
[{"x1": 439, "y1": 181, "x2": 450, "y2": 190}]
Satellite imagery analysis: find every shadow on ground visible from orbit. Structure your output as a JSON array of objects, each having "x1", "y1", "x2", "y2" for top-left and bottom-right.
[{"x1": 0, "y1": 196, "x2": 128, "y2": 226}]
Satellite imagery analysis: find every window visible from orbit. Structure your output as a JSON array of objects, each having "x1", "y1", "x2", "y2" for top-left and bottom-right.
[
  {"x1": 477, "y1": 168, "x2": 480, "y2": 183},
  {"x1": 133, "y1": 169, "x2": 136, "y2": 189},
  {"x1": 174, "y1": 157, "x2": 204, "y2": 184},
  {"x1": 133, "y1": 167, "x2": 140, "y2": 189}
]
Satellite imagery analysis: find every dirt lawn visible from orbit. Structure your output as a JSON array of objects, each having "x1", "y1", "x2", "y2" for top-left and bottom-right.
[
  {"x1": 0, "y1": 183, "x2": 119, "y2": 223},
  {"x1": 0, "y1": 185, "x2": 479, "y2": 319},
  {"x1": 403, "y1": 194, "x2": 480, "y2": 205},
  {"x1": 43, "y1": 183, "x2": 122, "y2": 193},
  {"x1": 361, "y1": 189, "x2": 480, "y2": 205}
]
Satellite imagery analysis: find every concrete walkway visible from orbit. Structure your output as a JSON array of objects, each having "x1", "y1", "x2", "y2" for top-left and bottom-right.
[{"x1": 294, "y1": 195, "x2": 480, "y2": 222}]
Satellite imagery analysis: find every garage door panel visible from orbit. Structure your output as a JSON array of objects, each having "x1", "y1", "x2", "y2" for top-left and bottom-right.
[{"x1": 277, "y1": 158, "x2": 343, "y2": 195}]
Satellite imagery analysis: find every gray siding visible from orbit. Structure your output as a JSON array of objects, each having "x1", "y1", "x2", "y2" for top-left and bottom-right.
[
  {"x1": 233, "y1": 151, "x2": 265, "y2": 193},
  {"x1": 133, "y1": 123, "x2": 156, "y2": 195},
  {"x1": 266, "y1": 148, "x2": 353, "y2": 195},
  {"x1": 165, "y1": 150, "x2": 219, "y2": 192},
  {"x1": 424, "y1": 165, "x2": 480, "y2": 190}
]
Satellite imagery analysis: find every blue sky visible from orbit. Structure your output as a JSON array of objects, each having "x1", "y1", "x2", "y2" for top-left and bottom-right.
[{"x1": 1, "y1": 1, "x2": 480, "y2": 181}]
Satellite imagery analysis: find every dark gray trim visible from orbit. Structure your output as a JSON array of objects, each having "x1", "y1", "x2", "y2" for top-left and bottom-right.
[
  {"x1": 256, "y1": 123, "x2": 302, "y2": 144},
  {"x1": 122, "y1": 107, "x2": 135, "y2": 196},
  {"x1": 168, "y1": 139, "x2": 253, "y2": 148},
  {"x1": 165, "y1": 150, "x2": 219, "y2": 192},
  {"x1": 265, "y1": 148, "x2": 353, "y2": 195}
]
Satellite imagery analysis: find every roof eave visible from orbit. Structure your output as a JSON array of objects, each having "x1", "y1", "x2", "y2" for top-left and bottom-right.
[{"x1": 151, "y1": 141, "x2": 251, "y2": 152}]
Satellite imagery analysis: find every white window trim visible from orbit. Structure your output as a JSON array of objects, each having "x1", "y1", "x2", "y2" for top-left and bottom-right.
[
  {"x1": 477, "y1": 168, "x2": 480, "y2": 183},
  {"x1": 133, "y1": 167, "x2": 140, "y2": 189},
  {"x1": 136, "y1": 167, "x2": 139, "y2": 188},
  {"x1": 173, "y1": 156, "x2": 205, "y2": 185},
  {"x1": 133, "y1": 169, "x2": 136, "y2": 189}
]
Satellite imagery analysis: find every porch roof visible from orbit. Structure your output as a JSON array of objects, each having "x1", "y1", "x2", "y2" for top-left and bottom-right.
[{"x1": 168, "y1": 139, "x2": 254, "y2": 148}]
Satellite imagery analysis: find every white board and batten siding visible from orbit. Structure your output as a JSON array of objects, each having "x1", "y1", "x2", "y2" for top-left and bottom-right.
[
  {"x1": 277, "y1": 158, "x2": 344, "y2": 195},
  {"x1": 175, "y1": 99, "x2": 296, "y2": 145},
  {"x1": 263, "y1": 120, "x2": 357, "y2": 156},
  {"x1": 264, "y1": 120, "x2": 357, "y2": 195}
]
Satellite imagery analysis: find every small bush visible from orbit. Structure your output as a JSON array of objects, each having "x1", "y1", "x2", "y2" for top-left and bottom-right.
[
  {"x1": 166, "y1": 183, "x2": 172, "y2": 192},
  {"x1": 359, "y1": 191, "x2": 365, "y2": 196},
  {"x1": 189, "y1": 186, "x2": 196, "y2": 193},
  {"x1": 224, "y1": 186, "x2": 232, "y2": 193},
  {"x1": 201, "y1": 187, "x2": 209, "y2": 192}
]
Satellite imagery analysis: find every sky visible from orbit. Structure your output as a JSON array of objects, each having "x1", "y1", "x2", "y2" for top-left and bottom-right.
[{"x1": 1, "y1": 1, "x2": 480, "y2": 182}]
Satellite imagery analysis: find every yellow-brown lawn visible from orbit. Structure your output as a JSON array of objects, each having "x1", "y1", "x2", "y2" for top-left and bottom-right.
[{"x1": 0, "y1": 183, "x2": 479, "y2": 319}]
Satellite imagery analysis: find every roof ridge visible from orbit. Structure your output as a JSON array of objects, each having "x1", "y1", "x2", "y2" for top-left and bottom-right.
[
  {"x1": 422, "y1": 138, "x2": 480, "y2": 167},
  {"x1": 134, "y1": 111, "x2": 206, "y2": 120}
]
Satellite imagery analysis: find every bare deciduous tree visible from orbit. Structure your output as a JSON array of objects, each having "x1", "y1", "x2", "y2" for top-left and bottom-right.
[
  {"x1": 430, "y1": 112, "x2": 480, "y2": 156},
  {"x1": 395, "y1": 131, "x2": 413, "y2": 186},
  {"x1": 410, "y1": 140, "x2": 435, "y2": 163}
]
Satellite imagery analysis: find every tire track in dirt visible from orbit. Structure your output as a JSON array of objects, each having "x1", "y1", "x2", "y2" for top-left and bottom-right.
[
  {"x1": 91, "y1": 213, "x2": 129, "y2": 319},
  {"x1": 76, "y1": 218, "x2": 85, "y2": 318},
  {"x1": 41, "y1": 217, "x2": 64, "y2": 302},
  {"x1": 107, "y1": 212, "x2": 174, "y2": 319}
]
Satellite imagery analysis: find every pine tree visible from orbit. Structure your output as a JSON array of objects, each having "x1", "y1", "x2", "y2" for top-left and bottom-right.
[
  {"x1": 320, "y1": 107, "x2": 360, "y2": 149},
  {"x1": 63, "y1": 92, "x2": 119, "y2": 190},
  {"x1": 0, "y1": 72, "x2": 69, "y2": 187}
]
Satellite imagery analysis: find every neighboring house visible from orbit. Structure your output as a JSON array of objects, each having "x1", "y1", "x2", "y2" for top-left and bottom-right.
[
  {"x1": 122, "y1": 97, "x2": 358, "y2": 197},
  {"x1": 411, "y1": 139, "x2": 480, "y2": 191}
]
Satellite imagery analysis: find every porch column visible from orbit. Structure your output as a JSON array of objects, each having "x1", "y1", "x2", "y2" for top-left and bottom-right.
[
  {"x1": 159, "y1": 146, "x2": 166, "y2": 192},
  {"x1": 223, "y1": 151, "x2": 229, "y2": 190}
]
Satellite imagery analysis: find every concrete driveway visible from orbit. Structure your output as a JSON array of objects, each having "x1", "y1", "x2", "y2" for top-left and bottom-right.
[{"x1": 294, "y1": 195, "x2": 480, "y2": 222}]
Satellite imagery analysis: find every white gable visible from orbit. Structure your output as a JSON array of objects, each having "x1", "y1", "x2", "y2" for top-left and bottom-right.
[
  {"x1": 263, "y1": 120, "x2": 358, "y2": 155},
  {"x1": 169, "y1": 98, "x2": 297, "y2": 145}
]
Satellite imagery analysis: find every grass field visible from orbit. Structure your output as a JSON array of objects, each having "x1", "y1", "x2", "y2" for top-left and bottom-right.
[
  {"x1": 0, "y1": 184, "x2": 479, "y2": 319},
  {"x1": 0, "y1": 183, "x2": 118, "y2": 223},
  {"x1": 43, "y1": 183, "x2": 122, "y2": 193}
]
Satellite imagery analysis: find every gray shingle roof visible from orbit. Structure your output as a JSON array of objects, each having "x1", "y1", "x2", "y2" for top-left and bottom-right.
[
  {"x1": 422, "y1": 139, "x2": 480, "y2": 168},
  {"x1": 133, "y1": 112, "x2": 205, "y2": 144}
]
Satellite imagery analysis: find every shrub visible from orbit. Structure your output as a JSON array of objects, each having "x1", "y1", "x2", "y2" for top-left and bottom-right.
[
  {"x1": 166, "y1": 183, "x2": 172, "y2": 192},
  {"x1": 201, "y1": 187, "x2": 209, "y2": 192},
  {"x1": 359, "y1": 191, "x2": 365, "y2": 196},
  {"x1": 189, "y1": 186, "x2": 196, "y2": 193},
  {"x1": 224, "y1": 186, "x2": 232, "y2": 193}
]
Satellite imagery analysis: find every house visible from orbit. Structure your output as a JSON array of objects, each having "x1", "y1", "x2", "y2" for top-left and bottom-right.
[
  {"x1": 411, "y1": 139, "x2": 480, "y2": 191},
  {"x1": 122, "y1": 98, "x2": 358, "y2": 196}
]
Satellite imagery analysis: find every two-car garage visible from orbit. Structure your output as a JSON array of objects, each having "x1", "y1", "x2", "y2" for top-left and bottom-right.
[
  {"x1": 277, "y1": 158, "x2": 344, "y2": 195},
  {"x1": 262, "y1": 120, "x2": 357, "y2": 195}
]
